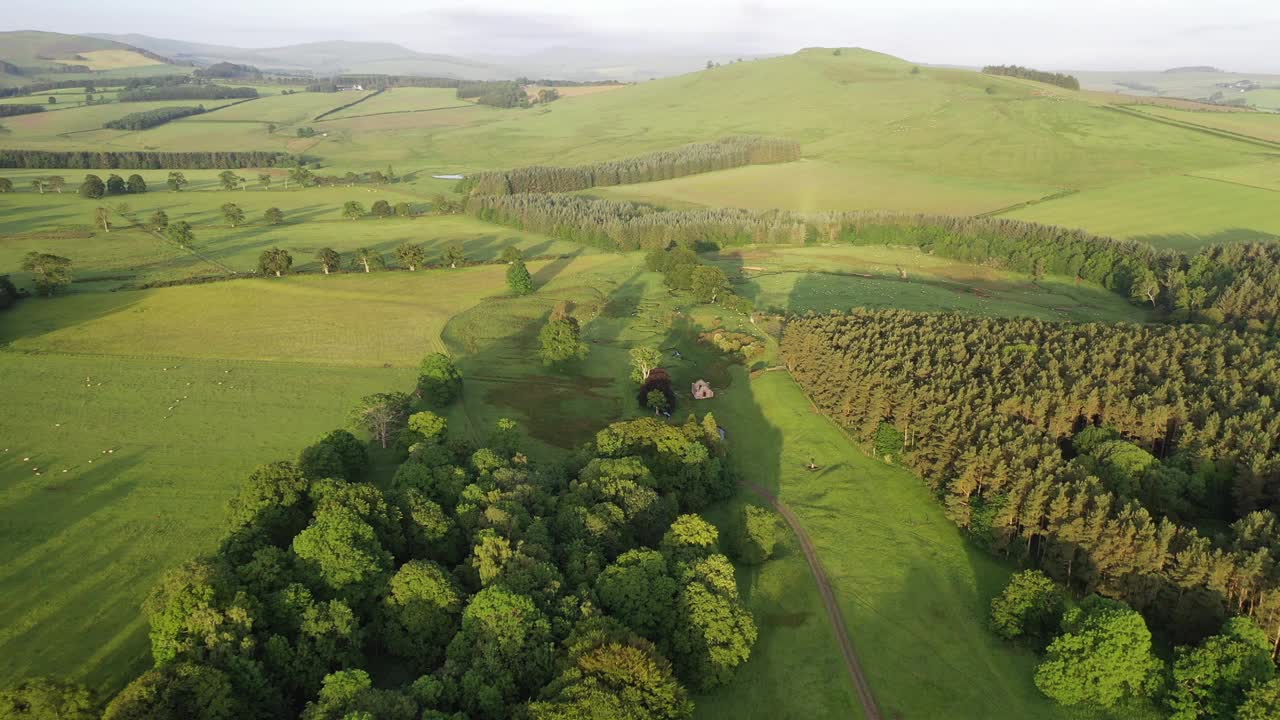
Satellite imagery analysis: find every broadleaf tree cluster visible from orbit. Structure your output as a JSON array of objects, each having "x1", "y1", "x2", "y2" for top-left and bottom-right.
[
  {"x1": 16, "y1": 384, "x2": 755, "y2": 718},
  {"x1": 117, "y1": 85, "x2": 258, "y2": 102},
  {"x1": 982, "y1": 65, "x2": 1081, "y2": 90},
  {"x1": 103, "y1": 106, "x2": 206, "y2": 130}
]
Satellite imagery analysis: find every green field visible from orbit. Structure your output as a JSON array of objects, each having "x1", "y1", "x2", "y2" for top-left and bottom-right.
[
  {"x1": 1126, "y1": 104, "x2": 1280, "y2": 144},
  {"x1": 1002, "y1": 173, "x2": 1280, "y2": 250},
  {"x1": 322, "y1": 87, "x2": 466, "y2": 120}
]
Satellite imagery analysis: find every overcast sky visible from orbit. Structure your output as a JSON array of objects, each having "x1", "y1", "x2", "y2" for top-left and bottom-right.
[{"x1": 8, "y1": 0, "x2": 1280, "y2": 72}]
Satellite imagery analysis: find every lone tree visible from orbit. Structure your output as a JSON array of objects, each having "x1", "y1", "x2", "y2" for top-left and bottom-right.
[
  {"x1": 417, "y1": 353, "x2": 462, "y2": 407},
  {"x1": 351, "y1": 392, "x2": 412, "y2": 448},
  {"x1": 47, "y1": 175, "x2": 65, "y2": 194},
  {"x1": 371, "y1": 200, "x2": 392, "y2": 218},
  {"x1": 126, "y1": 174, "x2": 146, "y2": 194},
  {"x1": 93, "y1": 207, "x2": 111, "y2": 233},
  {"x1": 394, "y1": 201, "x2": 413, "y2": 217},
  {"x1": 638, "y1": 367, "x2": 675, "y2": 414},
  {"x1": 690, "y1": 265, "x2": 730, "y2": 303},
  {"x1": 287, "y1": 165, "x2": 312, "y2": 189},
  {"x1": 263, "y1": 207, "x2": 285, "y2": 225},
  {"x1": 442, "y1": 244, "x2": 466, "y2": 268},
  {"x1": 394, "y1": 243, "x2": 425, "y2": 271},
  {"x1": 316, "y1": 247, "x2": 341, "y2": 275},
  {"x1": 506, "y1": 258, "x2": 533, "y2": 295},
  {"x1": 221, "y1": 203, "x2": 245, "y2": 227},
  {"x1": 166, "y1": 171, "x2": 187, "y2": 192},
  {"x1": 79, "y1": 174, "x2": 105, "y2": 199},
  {"x1": 351, "y1": 247, "x2": 384, "y2": 273},
  {"x1": 166, "y1": 221, "x2": 194, "y2": 247},
  {"x1": 22, "y1": 252, "x2": 72, "y2": 296},
  {"x1": 258, "y1": 247, "x2": 293, "y2": 277},
  {"x1": 149, "y1": 209, "x2": 169, "y2": 230},
  {"x1": 629, "y1": 347, "x2": 662, "y2": 383},
  {"x1": 258, "y1": 173, "x2": 272, "y2": 191},
  {"x1": 0, "y1": 178, "x2": 12, "y2": 193},
  {"x1": 500, "y1": 246, "x2": 523, "y2": 264},
  {"x1": 733, "y1": 505, "x2": 778, "y2": 565},
  {"x1": 538, "y1": 308, "x2": 588, "y2": 366},
  {"x1": 218, "y1": 170, "x2": 242, "y2": 191},
  {"x1": 342, "y1": 201, "x2": 366, "y2": 220},
  {"x1": 32, "y1": 177, "x2": 47, "y2": 195},
  {"x1": 646, "y1": 389, "x2": 670, "y2": 416}
]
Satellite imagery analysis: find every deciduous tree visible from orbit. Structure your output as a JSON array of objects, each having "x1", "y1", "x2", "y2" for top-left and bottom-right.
[
  {"x1": 1034, "y1": 596, "x2": 1161, "y2": 708},
  {"x1": 221, "y1": 203, "x2": 245, "y2": 227},
  {"x1": 258, "y1": 247, "x2": 293, "y2": 277},
  {"x1": 21, "y1": 252, "x2": 72, "y2": 295},
  {"x1": 342, "y1": 201, "x2": 365, "y2": 220},
  {"x1": 78, "y1": 174, "x2": 104, "y2": 199},
  {"x1": 126, "y1": 174, "x2": 146, "y2": 193},
  {"x1": 264, "y1": 207, "x2": 285, "y2": 225},
  {"x1": 315, "y1": 248, "x2": 340, "y2": 275},
  {"x1": 417, "y1": 353, "x2": 462, "y2": 407},
  {"x1": 166, "y1": 171, "x2": 187, "y2": 192},
  {"x1": 989, "y1": 570, "x2": 1064, "y2": 645},
  {"x1": 394, "y1": 243, "x2": 425, "y2": 271},
  {"x1": 350, "y1": 392, "x2": 411, "y2": 448}
]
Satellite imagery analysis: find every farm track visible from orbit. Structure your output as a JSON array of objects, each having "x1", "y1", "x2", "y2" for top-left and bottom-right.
[{"x1": 738, "y1": 476, "x2": 882, "y2": 720}]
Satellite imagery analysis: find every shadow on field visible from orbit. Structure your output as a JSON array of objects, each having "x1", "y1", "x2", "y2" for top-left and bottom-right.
[
  {"x1": 1132, "y1": 226, "x2": 1280, "y2": 252},
  {"x1": 530, "y1": 249, "x2": 583, "y2": 286},
  {"x1": 0, "y1": 291, "x2": 144, "y2": 346},
  {"x1": 0, "y1": 450, "x2": 151, "y2": 691}
]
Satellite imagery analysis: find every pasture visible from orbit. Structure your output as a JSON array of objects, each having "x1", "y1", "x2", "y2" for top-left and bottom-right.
[
  {"x1": 585, "y1": 159, "x2": 1058, "y2": 216},
  {"x1": 1002, "y1": 173, "x2": 1280, "y2": 250},
  {"x1": 56, "y1": 49, "x2": 164, "y2": 70},
  {"x1": 1126, "y1": 104, "x2": 1280, "y2": 144},
  {"x1": 321, "y1": 87, "x2": 466, "y2": 119}
]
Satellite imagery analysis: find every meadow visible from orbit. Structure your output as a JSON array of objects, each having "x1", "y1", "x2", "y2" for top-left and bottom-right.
[
  {"x1": 1002, "y1": 173, "x2": 1280, "y2": 250},
  {"x1": 1126, "y1": 104, "x2": 1280, "y2": 144}
]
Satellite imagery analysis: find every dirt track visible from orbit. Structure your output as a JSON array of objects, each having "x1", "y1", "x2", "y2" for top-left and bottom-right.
[{"x1": 740, "y1": 479, "x2": 882, "y2": 720}]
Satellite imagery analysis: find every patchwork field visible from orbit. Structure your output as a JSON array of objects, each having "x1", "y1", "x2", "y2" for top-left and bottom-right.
[
  {"x1": 55, "y1": 49, "x2": 165, "y2": 70},
  {"x1": 1126, "y1": 104, "x2": 1280, "y2": 144},
  {"x1": 322, "y1": 87, "x2": 467, "y2": 119}
]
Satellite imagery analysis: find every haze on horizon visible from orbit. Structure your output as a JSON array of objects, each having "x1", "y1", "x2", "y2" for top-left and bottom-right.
[{"x1": 7, "y1": 0, "x2": 1280, "y2": 73}]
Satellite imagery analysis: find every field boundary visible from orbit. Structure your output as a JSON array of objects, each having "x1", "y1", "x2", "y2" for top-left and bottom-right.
[
  {"x1": 739, "y1": 474, "x2": 883, "y2": 720},
  {"x1": 1182, "y1": 172, "x2": 1280, "y2": 195},
  {"x1": 313, "y1": 88, "x2": 385, "y2": 122},
  {"x1": 980, "y1": 189, "x2": 1078, "y2": 217},
  {"x1": 316, "y1": 103, "x2": 476, "y2": 123},
  {"x1": 1104, "y1": 104, "x2": 1280, "y2": 150}
]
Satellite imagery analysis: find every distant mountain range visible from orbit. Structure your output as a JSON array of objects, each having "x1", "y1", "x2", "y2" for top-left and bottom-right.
[{"x1": 84, "y1": 33, "x2": 763, "y2": 81}]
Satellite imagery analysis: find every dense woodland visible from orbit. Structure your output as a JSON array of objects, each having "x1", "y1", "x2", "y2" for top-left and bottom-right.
[
  {"x1": 982, "y1": 65, "x2": 1081, "y2": 90},
  {"x1": 3, "y1": 363, "x2": 760, "y2": 719},
  {"x1": 458, "y1": 136, "x2": 801, "y2": 195},
  {"x1": 0, "y1": 104, "x2": 45, "y2": 117},
  {"x1": 455, "y1": 81, "x2": 528, "y2": 108},
  {"x1": 194, "y1": 62, "x2": 262, "y2": 79},
  {"x1": 117, "y1": 85, "x2": 258, "y2": 102},
  {"x1": 0, "y1": 149, "x2": 293, "y2": 169},
  {"x1": 102, "y1": 105, "x2": 205, "y2": 130},
  {"x1": 465, "y1": 194, "x2": 1280, "y2": 332},
  {"x1": 782, "y1": 310, "x2": 1280, "y2": 652}
]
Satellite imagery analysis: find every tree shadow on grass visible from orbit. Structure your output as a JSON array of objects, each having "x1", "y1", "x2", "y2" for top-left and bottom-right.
[{"x1": 1130, "y1": 227, "x2": 1280, "y2": 253}]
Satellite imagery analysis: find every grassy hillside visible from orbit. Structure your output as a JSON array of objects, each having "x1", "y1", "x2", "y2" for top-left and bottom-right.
[{"x1": 0, "y1": 30, "x2": 167, "y2": 70}]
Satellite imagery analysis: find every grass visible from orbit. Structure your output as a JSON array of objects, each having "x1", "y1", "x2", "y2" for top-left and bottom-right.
[
  {"x1": 322, "y1": 87, "x2": 466, "y2": 120},
  {"x1": 0, "y1": 98, "x2": 242, "y2": 146},
  {"x1": 709, "y1": 245, "x2": 1147, "y2": 324},
  {"x1": 58, "y1": 50, "x2": 164, "y2": 71},
  {"x1": 586, "y1": 159, "x2": 1057, "y2": 215},
  {"x1": 1126, "y1": 105, "x2": 1280, "y2": 144},
  {"x1": 0, "y1": 351, "x2": 416, "y2": 692},
  {"x1": 1001, "y1": 173, "x2": 1280, "y2": 250}
]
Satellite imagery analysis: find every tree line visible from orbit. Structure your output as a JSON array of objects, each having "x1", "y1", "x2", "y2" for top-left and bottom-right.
[
  {"x1": 0, "y1": 370, "x2": 764, "y2": 719},
  {"x1": 117, "y1": 85, "x2": 259, "y2": 102},
  {"x1": 458, "y1": 136, "x2": 801, "y2": 196},
  {"x1": 456, "y1": 81, "x2": 528, "y2": 108},
  {"x1": 982, "y1": 65, "x2": 1081, "y2": 90},
  {"x1": 781, "y1": 309, "x2": 1280, "y2": 650},
  {"x1": 102, "y1": 105, "x2": 206, "y2": 130},
  {"x1": 0, "y1": 149, "x2": 293, "y2": 169},
  {"x1": 464, "y1": 193, "x2": 1280, "y2": 333},
  {"x1": 0, "y1": 104, "x2": 44, "y2": 118}
]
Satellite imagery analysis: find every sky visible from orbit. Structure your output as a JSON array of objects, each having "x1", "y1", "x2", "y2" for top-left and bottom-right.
[{"x1": 7, "y1": 0, "x2": 1280, "y2": 72}]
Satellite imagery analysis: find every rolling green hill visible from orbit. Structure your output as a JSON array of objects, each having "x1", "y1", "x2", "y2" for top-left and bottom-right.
[{"x1": 0, "y1": 30, "x2": 171, "y2": 71}]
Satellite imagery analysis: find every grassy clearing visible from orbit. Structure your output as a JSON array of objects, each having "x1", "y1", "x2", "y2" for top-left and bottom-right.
[
  {"x1": 1003, "y1": 173, "x2": 1280, "y2": 250},
  {"x1": 694, "y1": 496, "x2": 861, "y2": 720},
  {"x1": 709, "y1": 245, "x2": 1147, "y2": 324},
  {"x1": 585, "y1": 159, "x2": 1056, "y2": 215},
  {"x1": 707, "y1": 369, "x2": 1071, "y2": 719}
]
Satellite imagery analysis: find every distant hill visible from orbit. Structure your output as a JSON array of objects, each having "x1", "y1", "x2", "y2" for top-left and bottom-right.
[
  {"x1": 0, "y1": 30, "x2": 171, "y2": 73},
  {"x1": 1165, "y1": 66, "x2": 1223, "y2": 73},
  {"x1": 88, "y1": 33, "x2": 514, "y2": 79}
]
